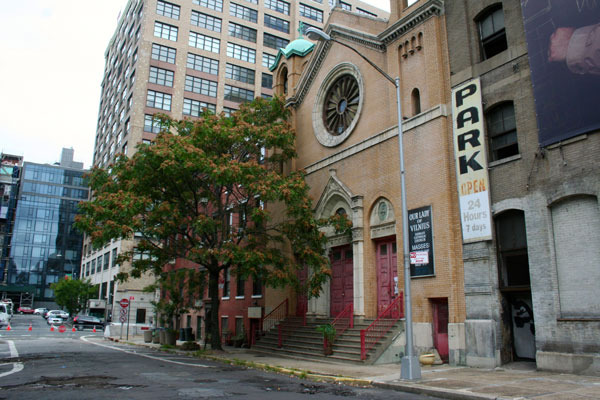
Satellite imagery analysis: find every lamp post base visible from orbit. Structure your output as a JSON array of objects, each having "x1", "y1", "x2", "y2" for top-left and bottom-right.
[{"x1": 400, "y1": 355, "x2": 422, "y2": 380}]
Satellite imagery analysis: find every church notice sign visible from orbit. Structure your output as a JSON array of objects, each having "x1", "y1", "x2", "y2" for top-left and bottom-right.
[
  {"x1": 452, "y1": 78, "x2": 493, "y2": 243},
  {"x1": 408, "y1": 205, "x2": 434, "y2": 277}
]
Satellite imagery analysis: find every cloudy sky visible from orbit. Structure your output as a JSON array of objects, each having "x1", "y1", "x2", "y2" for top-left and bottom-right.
[{"x1": 0, "y1": 0, "x2": 391, "y2": 169}]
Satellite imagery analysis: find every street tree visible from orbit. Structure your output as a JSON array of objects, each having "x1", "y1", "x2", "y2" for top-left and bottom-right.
[
  {"x1": 76, "y1": 96, "x2": 350, "y2": 349},
  {"x1": 51, "y1": 278, "x2": 98, "y2": 317}
]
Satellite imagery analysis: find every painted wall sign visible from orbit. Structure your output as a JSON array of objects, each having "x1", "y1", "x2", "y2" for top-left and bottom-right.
[
  {"x1": 408, "y1": 205, "x2": 434, "y2": 276},
  {"x1": 452, "y1": 78, "x2": 493, "y2": 242}
]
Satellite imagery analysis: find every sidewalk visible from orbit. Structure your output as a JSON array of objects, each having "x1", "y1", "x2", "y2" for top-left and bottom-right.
[{"x1": 110, "y1": 335, "x2": 600, "y2": 400}]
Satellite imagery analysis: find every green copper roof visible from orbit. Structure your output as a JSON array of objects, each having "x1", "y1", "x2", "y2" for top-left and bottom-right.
[{"x1": 269, "y1": 38, "x2": 315, "y2": 72}]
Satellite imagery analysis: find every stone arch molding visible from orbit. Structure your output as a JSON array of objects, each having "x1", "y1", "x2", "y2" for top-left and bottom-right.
[
  {"x1": 315, "y1": 169, "x2": 364, "y2": 248},
  {"x1": 370, "y1": 197, "x2": 396, "y2": 239}
]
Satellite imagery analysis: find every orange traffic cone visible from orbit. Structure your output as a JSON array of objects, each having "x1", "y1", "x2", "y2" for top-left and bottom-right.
[
  {"x1": 50, "y1": 325, "x2": 55, "y2": 331},
  {"x1": 92, "y1": 326, "x2": 97, "y2": 333},
  {"x1": 28, "y1": 324, "x2": 32, "y2": 331},
  {"x1": 72, "y1": 327, "x2": 76, "y2": 332},
  {"x1": 6, "y1": 324, "x2": 10, "y2": 331}
]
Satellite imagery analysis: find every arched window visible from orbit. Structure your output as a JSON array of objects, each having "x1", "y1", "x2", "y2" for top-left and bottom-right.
[
  {"x1": 486, "y1": 102, "x2": 518, "y2": 161},
  {"x1": 411, "y1": 88, "x2": 421, "y2": 116},
  {"x1": 282, "y1": 67, "x2": 288, "y2": 95},
  {"x1": 477, "y1": 4, "x2": 507, "y2": 60}
]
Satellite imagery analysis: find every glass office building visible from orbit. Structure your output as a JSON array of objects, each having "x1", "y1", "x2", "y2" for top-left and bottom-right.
[{"x1": 7, "y1": 159, "x2": 88, "y2": 302}]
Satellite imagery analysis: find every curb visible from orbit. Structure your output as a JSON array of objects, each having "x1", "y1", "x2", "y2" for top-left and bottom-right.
[{"x1": 373, "y1": 381, "x2": 497, "y2": 400}]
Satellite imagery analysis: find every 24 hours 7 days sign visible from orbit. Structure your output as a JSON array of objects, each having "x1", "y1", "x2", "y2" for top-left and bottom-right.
[{"x1": 452, "y1": 78, "x2": 493, "y2": 242}]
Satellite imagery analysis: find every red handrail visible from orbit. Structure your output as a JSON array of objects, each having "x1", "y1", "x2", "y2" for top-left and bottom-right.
[
  {"x1": 360, "y1": 292, "x2": 404, "y2": 360},
  {"x1": 262, "y1": 298, "x2": 288, "y2": 333},
  {"x1": 326, "y1": 303, "x2": 354, "y2": 350}
]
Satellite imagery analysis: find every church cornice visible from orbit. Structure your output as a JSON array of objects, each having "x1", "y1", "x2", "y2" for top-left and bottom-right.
[
  {"x1": 286, "y1": 0, "x2": 444, "y2": 109},
  {"x1": 379, "y1": 0, "x2": 444, "y2": 45}
]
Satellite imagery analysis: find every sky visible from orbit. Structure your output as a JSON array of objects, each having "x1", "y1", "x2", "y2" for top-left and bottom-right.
[{"x1": 0, "y1": 0, "x2": 391, "y2": 169}]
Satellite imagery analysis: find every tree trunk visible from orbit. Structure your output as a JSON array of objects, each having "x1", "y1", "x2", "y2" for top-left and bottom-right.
[{"x1": 209, "y1": 269, "x2": 222, "y2": 350}]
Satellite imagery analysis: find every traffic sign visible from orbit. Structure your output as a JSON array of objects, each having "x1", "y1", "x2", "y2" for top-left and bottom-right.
[
  {"x1": 129, "y1": 296, "x2": 135, "y2": 301},
  {"x1": 119, "y1": 298, "x2": 129, "y2": 308},
  {"x1": 119, "y1": 315, "x2": 126, "y2": 323},
  {"x1": 58, "y1": 325, "x2": 66, "y2": 333},
  {"x1": 120, "y1": 308, "x2": 127, "y2": 316}
]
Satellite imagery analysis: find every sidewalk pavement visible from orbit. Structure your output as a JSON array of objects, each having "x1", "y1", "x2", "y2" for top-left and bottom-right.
[{"x1": 109, "y1": 335, "x2": 600, "y2": 400}]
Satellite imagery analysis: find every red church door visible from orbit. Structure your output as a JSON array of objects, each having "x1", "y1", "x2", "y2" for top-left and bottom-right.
[
  {"x1": 296, "y1": 266, "x2": 308, "y2": 317},
  {"x1": 376, "y1": 239, "x2": 399, "y2": 317},
  {"x1": 432, "y1": 299, "x2": 449, "y2": 362},
  {"x1": 330, "y1": 246, "x2": 353, "y2": 317}
]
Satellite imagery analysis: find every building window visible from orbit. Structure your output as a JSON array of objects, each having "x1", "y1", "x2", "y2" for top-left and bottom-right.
[
  {"x1": 262, "y1": 52, "x2": 276, "y2": 68},
  {"x1": 144, "y1": 114, "x2": 164, "y2": 133},
  {"x1": 356, "y1": 7, "x2": 377, "y2": 17},
  {"x1": 191, "y1": 10, "x2": 222, "y2": 32},
  {"x1": 224, "y1": 85, "x2": 254, "y2": 103},
  {"x1": 227, "y1": 42, "x2": 256, "y2": 63},
  {"x1": 222, "y1": 268, "x2": 230, "y2": 298},
  {"x1": 223, "y1": 107, "x2": 237, "y2": 117},
  {"x1": 252, "y1": 277, "x2": 262, "y2": 297},
  {"x1": 229, "y1": 22, "x2": 257, "y2": 43},
  {"x1": 261, "y1": 73, "x2": 273, "y2": 89},
  {"x1": 151, "y1": 43, "x2": 177, "y2": 63},
  {"x1": 111, "y1": 248, "x2": 118, "y2": 268},
  {"x1": 226, "y1": 63, "x2": 255, "y2": 84},
  {"x1": 340, "y1": 1, "x2": 351, "y2": 11},
  {"x1": 189, "y1": 31, "x2": 221, "y2": 53},
  {"x1": 187, "y1": 53, "x2": 219, "y2": 75},
  {"x1": 146, "y1": 90, "x2": 172, "y2": 111},
  {"x1": 264, "y1": 14, "x2": 289, "y2": 33},
  {"x1": 477, "y1": 5, "x2": 507, "y2": 60},
  {"x1": 103, "y1": 252, "x2": 110, "y2": 270},
  {"x1": 149, "y1": 66, "x2": 174, "y2": 87},
  {"x1": 411, "y1": 88, "x2": 421, "y2": 116},
  {"x1": 96, "y1": 256, "x2": 102, "y2": 273},
  {"x1": 185, "y1": 75, "x2": 218, "y2": 97},
  {"x1": 299, "y1": 3, "x2": 323, "y2": 23},
  {"x1": 156, "y1": 1, "x2": 180, "y2": 19},
  {"x1": 229, "y1": 2, "x2": 258, "y2": 23},
  {"x1": 193, "y1": 0, "x2": 223, "y2": 12},
  {"x1": 236, "y1": 274, "x2": 245, "y2": 297},
  {"x1": 265, "y1": 0, "x2": 290, "y2": 15},
  {"x1": 136, "y1": 308, "x2": 146, "y2": 324},
  {"x1": 263, "y1": 33, "x2": 289, "y2": 50},
  {"x1": 486, "y1": 102, "x2": 518, "y2": 161},
  {"x1": 154, "y1": 21, "x2": 178, "y2": 41},
  {"x1": 221, "y1": 316, "x2": 229, "y2": 335},
  {"x1": 183, "y1": 98, "x2": 216, "y2": 117}
]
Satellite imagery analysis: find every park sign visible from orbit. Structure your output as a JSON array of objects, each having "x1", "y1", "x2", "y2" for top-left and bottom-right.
[{"x1": 452, "y1": 78, "x2": 493, "y2": 243}]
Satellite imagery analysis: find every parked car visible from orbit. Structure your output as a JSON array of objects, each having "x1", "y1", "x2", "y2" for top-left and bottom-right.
[
  {"x1": 45, "y1": 310, "x2": 69, "y2": 320},
  {"x1": 47, "y1": 316, "x2": 63, "y2": 325},
  {"x1": 0, "y1": 303, "x2": 9, "y2": 328},
  {"x1": 34, "y1": 308, "x2": 48, "y2": 316},
  {"x1": 72, "y1": 315, "x2": 105, "y2": 331},
  {"x1": 17, "y1": 306, "x2": 35, "y2": 314}
]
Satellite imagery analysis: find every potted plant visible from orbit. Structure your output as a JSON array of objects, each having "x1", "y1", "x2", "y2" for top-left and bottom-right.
[
  {"x1": 316, "y1": 324, "x2": 336, "y2": 355},
  {"x1": 232, "y1": 329, "x2": 246, "y2": 348}
]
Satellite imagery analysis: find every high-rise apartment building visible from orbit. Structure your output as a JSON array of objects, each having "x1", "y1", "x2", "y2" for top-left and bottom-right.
[
  {"x1": 4, "y1": 149, "x2": 88, "y2": 308},
  {"x1": 83, "y1": 0, "x2": 387, "y2": 328}
]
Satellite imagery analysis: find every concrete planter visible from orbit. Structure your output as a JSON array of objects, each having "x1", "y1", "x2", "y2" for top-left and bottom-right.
[
  {"x1": 165, "y1": 330, "x2": 177, "y2": 346},
  {"x1": 143, "y1": 330, "x2": 153, "y2": 343}
]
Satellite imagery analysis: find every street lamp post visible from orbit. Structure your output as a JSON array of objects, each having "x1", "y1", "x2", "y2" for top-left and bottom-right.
[{"x1": 305, "y1": 27, "x2": 421, "y2": 380}]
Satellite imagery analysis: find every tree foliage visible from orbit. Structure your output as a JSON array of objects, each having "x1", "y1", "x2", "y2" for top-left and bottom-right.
[
  {"x1": 75, "y1": 96, "x2": 350, "y2": 349},
  {"x1": 51, "y1": 278, "x2": 98, "y2": 317}
]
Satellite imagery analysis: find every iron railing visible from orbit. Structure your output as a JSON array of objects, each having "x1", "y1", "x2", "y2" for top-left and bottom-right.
[
  {"x1": 326, "y1": 303, "x2": 354, "y2": 350},
  {"x1": 360, "y1": 292, "x2": 404, "y2": 360},
  {"x1": 262, "y1": 298, "x2": 288, "y2": 334}
]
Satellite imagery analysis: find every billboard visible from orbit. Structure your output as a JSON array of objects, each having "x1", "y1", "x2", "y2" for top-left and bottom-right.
[
  {"x1": 521, "y1": 0, "x2": 600, "y2": 146},
  {"x1": 452, "y1": 78, "x2": 493, "y2": 243},
  {"x1": 408, "y1": 205, "x2": 434, "y2": 277}
]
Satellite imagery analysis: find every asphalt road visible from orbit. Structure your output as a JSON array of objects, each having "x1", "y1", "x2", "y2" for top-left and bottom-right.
[{"x1": 1, "y1": 315, "x2": 439, "y2": 400}]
